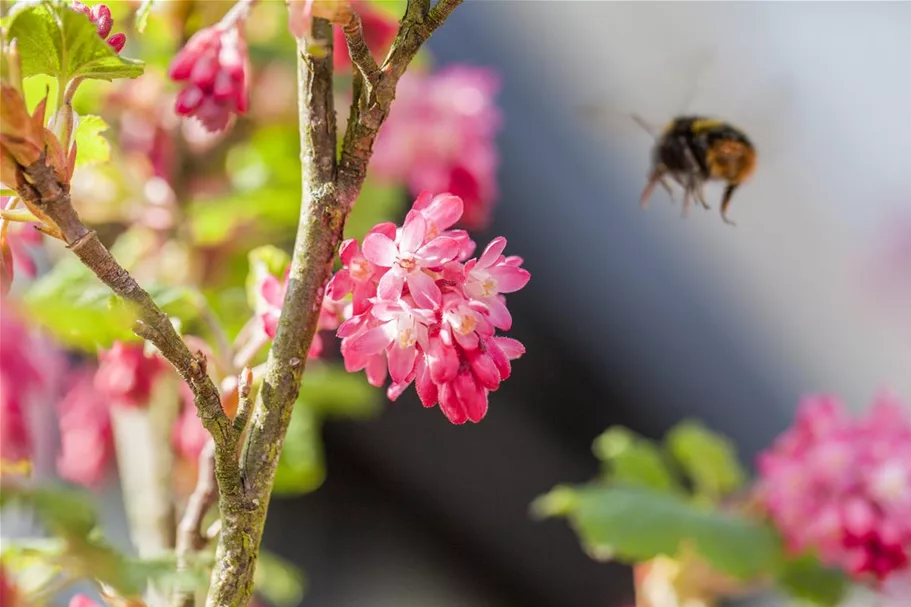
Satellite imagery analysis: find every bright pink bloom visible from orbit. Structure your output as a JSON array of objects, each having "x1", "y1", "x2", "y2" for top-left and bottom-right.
[
  {"x1": 757, "y1": 393, "x2": 911, "y2": 583},
  {"x1": 371, "y1": 66, "x2": 502, "y2": 230},
  {"x1": 326, "y1": 223, "x2": 396, "y2": 314},
  {"x1": 362, "y1": 209, "x2": 461, "y2": 308},
  {"x1": 71, "y1": 2, "x2": 127, "y2": 53},
  {"x1": 57, "y1": 369, "x2": 113, "y2": 488},
  {"x1": 94, "y1": 341, "x2": 166, "y2": 408},
  {"x1": 333, "y1": 0, "x2": 398, "y2": 73},
  {"x1": 1, "y1": 196, "x2": 43, "y2": 296},
  {"x1": 168, "y1": 22, "x2": 250, "y2": 132},
  {"x1": 334, "y1": 193, "x2": 529, "y2": 424}
]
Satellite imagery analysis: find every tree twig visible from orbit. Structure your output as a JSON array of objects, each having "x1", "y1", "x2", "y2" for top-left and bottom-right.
[
  {"x1": 173, "y1": 440, "x2": 218, "y2": 607},
  {"x1": 342, "y1": 11, "x2": 380, "y2": 91}
]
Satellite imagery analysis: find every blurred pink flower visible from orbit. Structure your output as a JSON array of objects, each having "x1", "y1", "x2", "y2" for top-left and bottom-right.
[
  {"x1": 57, "y1": 369, "x2": 113, "y2": 488},
  {"x1": 94, "y1": 341, "x2": 166, "y2": 408},
  {"x1": 169, "y1": 22, "x2": 250, "y2": 132},
  {"x1": 69, "y1": 594, "x2": 101, "y2": 607},
  {"x1": 757, "y1": 393, "x2": 911, "y2": 583},
  {"x1": 371, "y1": 67, "x2": 502, "y2": 231},
  {"x1": 1, "y1": 196, "x2": 43, "y2": 295},
  {"x1": 71, "y1": 2, "x2": 127, "y2": 53},
  {"x1": 0, "y1": 304, "x2": 62, "y2": 468},
  {"x1": 172, "y1": 383, "x2": 209, "y2": 463}
]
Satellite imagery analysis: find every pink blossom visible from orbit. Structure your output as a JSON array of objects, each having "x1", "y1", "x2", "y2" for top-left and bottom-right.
[
  {"x1": 71, "y1": 2, "x2": 127, "y2": 53},
  {"x1": 57, "y1": 369, "x2": 113, "y2": 488},
  {"x1": 332, "y1": 0, "x2": 398, "y2": 73},
  {"x1": 94, "y1": 341, "x2": 166, "y2": 408},
  {"x1": 327, "y1": 223, "x2": 396, "y2": 314},
  {"x1": 1, "y1": 196, "x2": 43, "y2": 296},
  {"x1": 362, "y1": 209, "x2": 461, "y2": 308},
  {"x1": 334, "y1": 193, "x2": 529, "y2": 424},
  {"x1": 757, "y1": 392, "x2": 911, "y2": 583},
  {"x1": 371, "y1": 67, "x2": 502, "y2": 231},
  {"x1": 168, "y1": 22, "x2": 250, "y2": 132}
]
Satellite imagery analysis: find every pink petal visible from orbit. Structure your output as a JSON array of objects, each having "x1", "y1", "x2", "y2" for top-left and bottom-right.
[
  {"x1": 339, "y1": 238, "x2": 359, "y2": 265},
  {"x1": 369, "y1": 222, "x2": 398, "y2": 240},
  {"x1": 351, "y1": 280, "x2": 377, "y2": 315},
  {"x1": 484, "y1": 296, "x2": 512, "y2": 331},
  {"x1": 454, "y1": 329, "x2": 480, "y2": 351},
  {"x1": 492, "y1": 336, "x2": 525, "y2": 360},
  {"x1": 347, "y1": 326, "x2": 392, "y2": 357},
  {"x1": 427, "y1": 338, "x2": 459, "y2": 384},
  {"x1": 415, "y1": 357, "x2": 438, "y2": 408},
  {"x1": 337, "y1": 313, "x2": 367, "y2": 338},
  {"x1": 485, "y1": 338, "x2": 511, "y2": 381},
  {"x1": 424, "y1": 194, "x2": 464, "y2": 232},
  {"x1": 387, "y1": 345, "x2": 417, "y2": 384},
  {"x1": 400, "y1": 211, "x2": 427, "y2": 253},
  {"x1": 365, "y1": 354, "x2": 387, "y2": 387},
  {"x1": 454, "y1": 372, "x2": 488, "y2": 423},
  {"x1": 438, "y1": 382, "x2": 468, "y2": 424},
  {"x1": 417, "y1": 236, "x2": 460, "y2": 266},
  {"x1": 488, "y1": 265, "x2": 531, "y2": 293},
  {"x1": 326, "y1": 270, "x2": 353, "y2": 300},
  {"x1": 362, "y1": 233, "x2": 398, "y2": 267},
  {"x1": 260, "y1": 310, "x2": 279, "y2": 339},
  {"x1": 478, "y1": 236, "x2": 508, "y2": 269},
  {"x1": 259, "y1": 274, "x2": 284, "y2": 306},
  {"x1": 377, "y1": 269, "x2": 406, "y2": 301},
  {"x1": 469, "y1": 351, "x2": 501, "y2": 390},
  {"x1": 387, "y1": 380, "x2": 411, "y2": 402},
  {"x1": 406, "y1": 271, "x2": 441, "y2": 309},
  {"x1": 411, "y1": 191, "x2": 434, "y2": 211},
  {"x1": 307, "y1": 333, "x2": 323, "y2": 359}
]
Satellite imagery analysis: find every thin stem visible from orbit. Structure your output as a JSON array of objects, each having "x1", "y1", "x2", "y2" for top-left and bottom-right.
[{"x1": 173, "y1": 440, "x2": 218, "y2": 607}]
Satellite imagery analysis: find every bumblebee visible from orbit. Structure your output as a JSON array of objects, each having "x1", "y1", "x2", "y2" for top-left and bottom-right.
[{"x1": 639, "y1": 116, "x2": 756, "y2": 225}]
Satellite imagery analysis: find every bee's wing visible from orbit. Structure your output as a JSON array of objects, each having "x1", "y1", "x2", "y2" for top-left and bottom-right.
[{"x1": 575, "y1": 104, "x2": 660, "y2": 141}]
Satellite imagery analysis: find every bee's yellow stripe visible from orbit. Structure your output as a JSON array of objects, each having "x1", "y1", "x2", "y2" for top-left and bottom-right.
[{"x1": 690, "y1": 118, "x2": 725, "y2": 133}]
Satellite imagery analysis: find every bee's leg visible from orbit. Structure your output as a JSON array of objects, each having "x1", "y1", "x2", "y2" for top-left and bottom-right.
[
  {"x1": 640, "y1": 166, "x2": 668, "y2": 208},
  {"x1": 695, "y1": 183, "x2": 710, "y2": 210},
  {"x1": 720, "y1": 183, "x2": 738, "y2": 226},
  {"x1": 681, "y1": 183, "x2": 693, "y2": 218},
  {"x1": 658, "y1": 175, "x2": 675, "y2": 200}
]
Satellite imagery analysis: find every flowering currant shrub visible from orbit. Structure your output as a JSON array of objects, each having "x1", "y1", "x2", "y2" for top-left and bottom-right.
[{"x1": 0, "y1": 0, "x2": 518, "y2": 604}]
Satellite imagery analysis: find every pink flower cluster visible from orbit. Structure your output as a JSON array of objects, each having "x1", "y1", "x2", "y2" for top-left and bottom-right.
[
  {"x1": 57, "y1": 369, "x2": 113, "y2": 488},
  {"x1": 71, "y1": 2, "x2": 126, "y2": 53},
  {"x1": 327, "y1": 192, "x2": 529, "y2": 424},
  {"x1": 757, "y1": 393, "x2": 911, "y2": 582},
  {"x1": 371, "y1": 67, "x2": 502, "y2": 231},
  {"x1": 168, "y1": 23, "x2": 250, "y2": 132}
]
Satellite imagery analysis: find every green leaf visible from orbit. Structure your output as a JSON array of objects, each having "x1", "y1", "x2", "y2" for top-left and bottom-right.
[
  {"x1": 272, "y1": 402, "x2": 325, "y2": 496},
  {"x1": 345, "y1": 176, "x2": 407, "y2": 241},
  {"x1": 665, "y1": 420, "x2": 747, "y2": 500},
  {"x1": 72, "y1": 114, "x2": 110, "y2": 167},
  {"x1": 0, "y1": 539, "x2": 65, "y2": 595},
  {"x1": 7, "y1": 1, "x2": 144, "y2": 82},
  {"x1": 255, "y1": 550, "x2": 307, "y2": 607},
  {"x1": 300, "y1": 364, "x2": 379, "y2": 419},
  {"x1": 23, "y1": 256, "x2": 138, "y2": 350},
  {"x1": 534, "y1": 485, "x2": 780, "y2": 580},
  {"x1": 777, "y1": 555, "x2": 849, "y2": 606},
  {"x1": 1, "y1": 485, "x2": 98, "y2": 539},
  {"x1": 592, "y1": 427, "x2": 681, "y2": 493},
  {"x1": 134, "y1": 0, "x2": 155, "y2": 33}
]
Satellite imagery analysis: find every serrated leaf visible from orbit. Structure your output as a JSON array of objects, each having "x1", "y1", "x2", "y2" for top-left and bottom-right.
[
  {"x1": 665, "y1": 420, "x2": 747, "y2": 500},
  {"x1": 7, "y1": 1, "x2": 144, "y2": 82},
  {"x1": 537, "y1": 485, "x2": 781, "y2": 580},
  {"x1": 777, "y1": 555, "x2": 849, "y2": 606},
  {"x1": 134, "y1": 0, "x2": 155, "y2": 33},
  {"x1": 255, "y1": 550, "x2": 307, "y2": 607},
  {"x1": 300, "y1": 365, "x2": 379, "y2": 419},
  {"x1": 592, "y1": 427, "x2": 681, "y2": 493},
  {"x1": 73, "y1": 114, "x2": 110, "y2": 167},
  {"x1": 272, "y1": 402, "x2": 325, "y2": 496}
]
